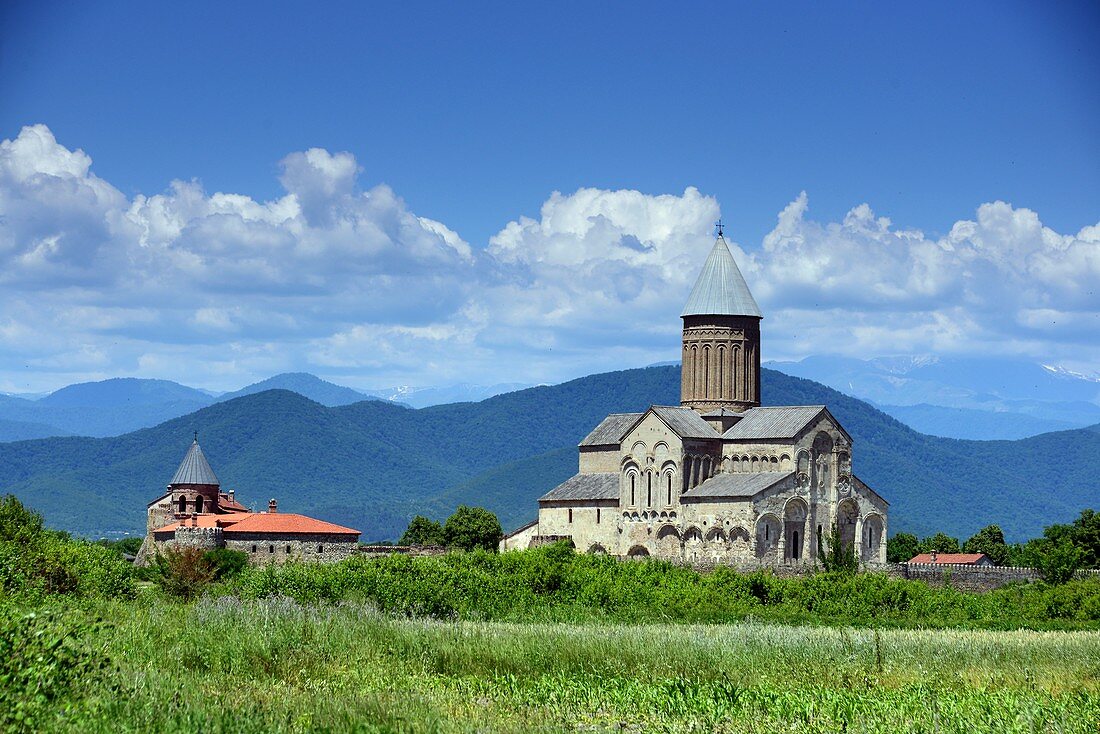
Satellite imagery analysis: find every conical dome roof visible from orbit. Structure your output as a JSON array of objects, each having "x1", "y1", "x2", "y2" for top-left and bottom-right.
[
  {"x1": 169, "y1": 438, "x2": 219, "y2": 486},
  {"x1": 681, "y1": 236, "x2": 762, "y2": 318}
]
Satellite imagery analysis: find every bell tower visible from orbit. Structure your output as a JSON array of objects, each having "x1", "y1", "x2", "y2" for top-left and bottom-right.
[{"x1": 680, "y1": 223, "x2": 762, "y2": 414}]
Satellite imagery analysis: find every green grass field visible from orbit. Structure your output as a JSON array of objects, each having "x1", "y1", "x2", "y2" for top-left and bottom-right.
[{"x1": 28, "y1": 595, "x2": 1100, "y2": 733}]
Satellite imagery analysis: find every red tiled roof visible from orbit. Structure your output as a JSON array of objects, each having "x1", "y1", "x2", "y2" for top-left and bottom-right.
[
  {"x1": 222, "y1": 513, "x2": 359, "y2": 536},
  {"x1": 153, "y1": 511, "x2": 359, "y2": 537},
  {"x1": 908, "y1": 553, "x2": 989, "y2": 565},
  {"x1": 218, "y1": 495, "x2": 249, "y2": 512}
]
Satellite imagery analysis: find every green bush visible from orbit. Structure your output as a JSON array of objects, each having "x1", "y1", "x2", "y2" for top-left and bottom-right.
[
  {"x1": 223, "y1": 545, "x2": 1100, "y2": 628},
  {"x1": 203, "y1": 548, "x2": 248, "y2": 580},
  {"x1": 154, "y1": 547, "x2": 215, "y2": 600},
  {"x1": 0, "y1": 607, "x2": 113, "y2": 732},
  {"x1": 0, "y1": 496, "x2": 134, "y2": 601}
]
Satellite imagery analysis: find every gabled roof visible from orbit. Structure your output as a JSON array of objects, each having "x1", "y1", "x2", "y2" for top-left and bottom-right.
[
  {"x1": 681, "y1": 471, "x2": 793, "y2": 499},
  {"x1": 681, "y1": 236, "x2": 762, "y2": 318},
  {"x1": 908, "y1": 553, "x2": 990, "y2": 565},
  {"x1": 649, "y1": 406, "x2": 721, "y2": 440},
  {"x1": 170, "y1": 439, "x2": 219, "y2": 486},
  {"x1": 722, "y1": 405, "x2": 847, "y2": 441},
  {"x1": 539, "y1": 473, "x2": 619, "y2": 502},
  {"x1": 218, "y1": 494, "x2": 249, "y2": 513},
  {"x1": 854, "y1": 475, "x2": 888, "y2": 506},
  {"x1": 223, "y1": 513, "x2": 359, "y2": 536},
  {"x1": 580, "y1": 413, "x2": 643, "y2": 447}
]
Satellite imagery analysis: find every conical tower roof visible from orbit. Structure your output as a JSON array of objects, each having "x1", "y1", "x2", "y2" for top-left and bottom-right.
[
  {"x1": 169, "y1": 437, "x2": 219, "y2": 486},
  {"x1": 681, "y1": 235, "x2": 762, "y2": 318}
]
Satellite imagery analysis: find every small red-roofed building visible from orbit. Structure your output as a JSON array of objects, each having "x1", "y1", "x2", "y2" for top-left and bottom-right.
[
  {"x1": 136, "y1": 437, "x2": 360, "y2": 565},
  {"x1": 907, "y1": 551, "x2": 994, "y2": 566}
]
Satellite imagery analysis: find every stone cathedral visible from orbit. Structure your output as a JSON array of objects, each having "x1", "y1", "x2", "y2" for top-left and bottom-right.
[{"x1": 502, "y1": 229, "x2": 889, "y2": 565}]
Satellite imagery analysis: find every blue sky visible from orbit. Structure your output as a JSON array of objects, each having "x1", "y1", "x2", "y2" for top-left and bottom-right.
[{"x1": 0, "y1": 1, "x2": 1098, "y2": 392}]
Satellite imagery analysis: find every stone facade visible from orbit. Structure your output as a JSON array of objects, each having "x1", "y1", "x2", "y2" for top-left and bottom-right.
[{"x1": 502, "y1": 232, "x2": 889, "y2": 566}]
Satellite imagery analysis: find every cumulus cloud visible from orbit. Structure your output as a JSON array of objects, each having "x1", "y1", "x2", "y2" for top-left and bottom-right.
[{"x1": 0, "y1": 123, "x2": 1096, "y2": 392}]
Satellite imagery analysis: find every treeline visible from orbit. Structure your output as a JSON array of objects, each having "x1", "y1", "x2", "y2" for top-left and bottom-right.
[{"x1": 888, "y1": 510, "x2": 1099, "y2": 581}]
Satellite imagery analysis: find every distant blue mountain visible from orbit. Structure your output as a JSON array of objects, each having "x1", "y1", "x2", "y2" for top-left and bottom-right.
[
  {"x1": 362, "y1": 382, "x2": 530, "y2": 408},
  {"x1": 0, "y1": 418, "x2": 74, "y2": 442},
  {"x1": 39, "y1": 377, "x2": 213, "y2": 408},
  {"x1": 218, "y1": 373, "x2": 374, "y2": 407},
  {"x1": 766, "y1": 355, "x2": 1100, "y2": 439}
]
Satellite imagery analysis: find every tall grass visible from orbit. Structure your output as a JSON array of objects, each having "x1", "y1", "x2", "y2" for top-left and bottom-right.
[{"x1": 26, "y1": 595, "x2": 1100, "y2": 733}]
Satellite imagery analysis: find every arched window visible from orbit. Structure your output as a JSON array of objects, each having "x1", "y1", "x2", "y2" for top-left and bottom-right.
[
  {"x1": 178, "y1": 496, "x2": 187, "y2": 513},
  {"x1": 317, "y1": 545, "x2": 324, "y2": 554},
  {"x1": 286, "y1": 545, "x2": 291, "y2": 553},
  {"x1": 269, "y1": 545, "x2": 274, "y2": 554},
  {"x1": 568, "y1": 508, "x2": 573, "y2": 524},
  {"x1": 647, "y1": 473, "x2": 652, "y2": 507},
  {"x1": 194, "y1": 496, "x2": 204, "y2": 514},
  {"x1": 250, "y1": 544, "x2": 257, "y2": 553},
  {"x1": 703, "y1": 345, "x2": 710, "y2": 398},
  {"x1": 666, "y1": 474, "x2": 672, "y2": 505},
  {"x1": 630, "y1": 474, "x2": 636, "y2": 506},
  {"x1": 596, "y1": 508, "x2": 601, "y2": 524}
]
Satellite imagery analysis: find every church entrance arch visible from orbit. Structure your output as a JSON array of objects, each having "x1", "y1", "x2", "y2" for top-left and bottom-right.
[
  {"x1": 836, "y1": 498, "x2": 859, "y2": 552},
  {"x1": 783, "y1": 498, "x2": 808, "y2": 562}
]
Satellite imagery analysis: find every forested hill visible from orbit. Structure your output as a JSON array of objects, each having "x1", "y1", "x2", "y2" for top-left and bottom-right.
[{"x1": 0, "y1": 366, "x2": 1097, "y2": 542}]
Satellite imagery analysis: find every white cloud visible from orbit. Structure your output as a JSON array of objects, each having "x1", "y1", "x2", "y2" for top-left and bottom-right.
[{"x1": 0, "y1": 123, "x2": 1096, "y2": 392}]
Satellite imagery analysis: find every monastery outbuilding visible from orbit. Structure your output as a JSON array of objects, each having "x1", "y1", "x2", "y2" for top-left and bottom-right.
[
  {"x1": 502, "y1": 227, "x2": 889, "y2": 566},
  {"x1": 135, "y1": 437, "x2": 360, "y2": 565}
]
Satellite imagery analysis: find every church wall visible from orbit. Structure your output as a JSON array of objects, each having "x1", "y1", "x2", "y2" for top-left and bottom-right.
[
  {"x1": 537, "y1": 501, "x2": 619, "y2": 554},
  {"x1": 579, "y1": 447, "x2": 620, "y2": 473},
  {"x1": 500, "y1": 521, "x2": 540, "y2": 551}
]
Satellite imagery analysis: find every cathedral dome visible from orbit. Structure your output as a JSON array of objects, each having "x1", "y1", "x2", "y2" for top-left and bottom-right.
[{"x1": 681, "y1": 235, "x2": 762, "y2": 318}]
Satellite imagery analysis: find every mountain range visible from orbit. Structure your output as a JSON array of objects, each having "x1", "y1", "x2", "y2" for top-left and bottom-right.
[
  {"x1": 0, "y1": 374, "x2": 534, "y2": 440},
  {"x1": 1, "y1": 366, "x2": 1097, "y2": 544},
  {"x1": 766, "y1": 355, "x2": 1100, "y2": 440}
]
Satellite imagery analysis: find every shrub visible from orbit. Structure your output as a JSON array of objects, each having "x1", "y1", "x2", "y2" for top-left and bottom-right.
[
  {"x1": 204, "y1": 548, "x2": 248, "y2": 580},
  {"x1": 154, "y1": 547, "x2": 216, "y2": 600}
]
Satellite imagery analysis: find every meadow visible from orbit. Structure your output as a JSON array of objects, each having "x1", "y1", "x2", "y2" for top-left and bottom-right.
[
  {"x1": 3, "y1": 495, "x2": 1100, "y2": 733},
  {"x1": 10, "y1": 595, "x2": 1100, "y2": 733}
]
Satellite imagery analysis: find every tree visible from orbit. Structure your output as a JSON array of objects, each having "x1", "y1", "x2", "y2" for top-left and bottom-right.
[
  {"x1": 1037, "y1": 538, "x2": 1082, "y2": 585},
  {"x1": 886, "y1": 532, "x2": 920, "y2": 563},
  {"x1": 919, "y1": 532, "x2": 961, "y2": 554},
  {"x1": 963, "y1": 524, "x2": 1010, "y2": 565},
  {"x1": 443, "y1": 506, "x2": 503, "y2": 552},
  {"x1": 399, "y1": 515, "x2": 445, "y2": 546},
  {"x1": 817, "y1": 521, "x2": 859, "y2": 574}
]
